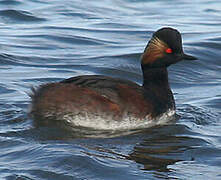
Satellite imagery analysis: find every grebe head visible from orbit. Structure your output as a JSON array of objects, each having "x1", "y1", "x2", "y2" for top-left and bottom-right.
[{"x1": 141, "y1": 27, "x2": 197, "y2": 67}]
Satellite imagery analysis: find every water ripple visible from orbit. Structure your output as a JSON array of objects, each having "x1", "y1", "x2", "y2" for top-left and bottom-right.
[
  {"x1": 0, "y1": 9, "x2": 46, "y2": 22},
  {"x1": 0, "y1": 0, "x2": 22, "y2": 5}
]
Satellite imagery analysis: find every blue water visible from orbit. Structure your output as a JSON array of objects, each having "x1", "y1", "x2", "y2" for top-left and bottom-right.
[{"x1": 0, "y1": 0, "x2": 221, "y2": 179}]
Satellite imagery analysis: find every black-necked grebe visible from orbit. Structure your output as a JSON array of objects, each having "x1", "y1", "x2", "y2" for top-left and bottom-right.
[{"x1": 30, "y1": 27, "x2": 197, "y2": 130}]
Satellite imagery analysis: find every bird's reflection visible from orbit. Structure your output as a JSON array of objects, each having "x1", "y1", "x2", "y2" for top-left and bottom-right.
[
  {"x1": 31, "y1": 118, "x2": 206, "y2": 176},
  {"x1": 128, "y1": 135, "x2": 189, "y2": 172}
]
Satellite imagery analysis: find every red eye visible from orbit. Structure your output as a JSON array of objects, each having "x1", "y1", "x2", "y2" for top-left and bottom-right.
[{"x1": 165, "y1": 48, "x2": 172, "y2": 54}]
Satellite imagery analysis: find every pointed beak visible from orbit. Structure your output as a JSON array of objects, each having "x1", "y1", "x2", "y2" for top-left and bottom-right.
[{"x1": 182, "y1": 53, "x2": 197, "y2": 60}]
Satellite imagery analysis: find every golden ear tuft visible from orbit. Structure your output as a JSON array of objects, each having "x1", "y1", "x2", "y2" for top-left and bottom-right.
[{"x1": 141, "y1": 37, "x2": 169, "y2": 64}]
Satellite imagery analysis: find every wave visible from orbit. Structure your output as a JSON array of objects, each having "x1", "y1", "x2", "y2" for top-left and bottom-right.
[{"x1": 0, "y1": 9, "x2": 46, "y2": 22}]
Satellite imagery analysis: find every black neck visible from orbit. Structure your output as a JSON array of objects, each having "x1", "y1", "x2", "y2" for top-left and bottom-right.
[
  {"x1": 141, "y1": 64, "x2": 175, "y2": 116},
  {"x1": 141, "y1": 64, "x2": 170, "y2": 89}
]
